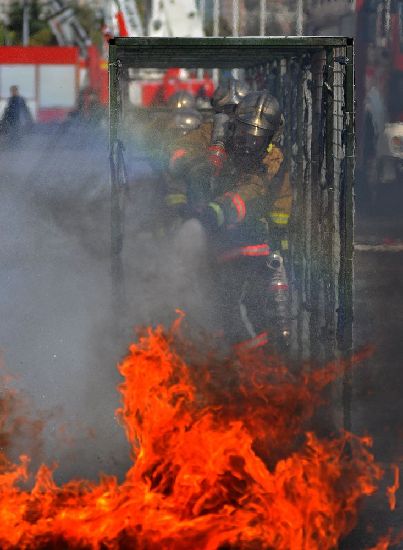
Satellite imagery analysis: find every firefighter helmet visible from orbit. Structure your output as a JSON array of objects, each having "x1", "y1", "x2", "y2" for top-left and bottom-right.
[
  {"x1": 167, "y1": 90, "x2": 196, "y2": 110},
  {"x1": 167, "y1": 108, "x2": 202, "y2": 135},
  {"x1": 235, "y1": 91, "x2": 282, "y2": 137},
  {"x1": 211, "y1": 78, "x2": 250, "y2": 113}
]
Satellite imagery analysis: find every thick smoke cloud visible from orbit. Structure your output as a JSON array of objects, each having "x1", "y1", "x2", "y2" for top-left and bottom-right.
[{"x1": 0, "y1": 122, "x2": 216, "y2": 482}]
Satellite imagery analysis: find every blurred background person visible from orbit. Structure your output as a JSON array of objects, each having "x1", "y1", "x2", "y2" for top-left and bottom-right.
[{"x1": 0, "y1": 85, "x2": 33, "y2": 147}]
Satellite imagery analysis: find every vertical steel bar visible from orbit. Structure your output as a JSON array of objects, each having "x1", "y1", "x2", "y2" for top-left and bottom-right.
[
  {"x1": 385, "y1": 0, "x2": 391, "y2": 35},
  {"x1": 22, "y1": 0, "x2": 30, "y2": 46},
  {"x1": 296, "y1": 0, "x2": 303, "y2": 35},
  {"x1": 232, "y1": 0, "x2": 239, "y2": 36},
  {"x1": 338, "y1": 41, "x2": 355, "y2": 433},
  {"x1": 294, "y1": 62, "x2": 305, "y2": 360},
  {"x1": 324, "y1": 47, "x2": 336, "y2": 359},
  {"x1": 213, "y1": 0, "x2": 220, "y2": 83},
  {"x1": 213, "y1": 0, "x2": 220, "y2": 36},
  {"x1": 260, "y1": 0, "x2": 266, "y2": 36},
  {"x1": 309, "y1": 51, "x2": 325, "y2": 360},
  {"x1": 301, "y1": 65, "x2": 313, "y2": 360},
  {"x1": 200, "y1": 0, "x2": 206, "y2": 32}
]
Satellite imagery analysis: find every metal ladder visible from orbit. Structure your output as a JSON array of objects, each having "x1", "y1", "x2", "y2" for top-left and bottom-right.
[{"x1": 117, "y1": 0, "x2": 144, "y2": 36}]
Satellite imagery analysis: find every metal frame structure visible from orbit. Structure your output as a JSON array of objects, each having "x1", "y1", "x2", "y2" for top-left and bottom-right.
[{"x1": 108, "y1": 36, "x2": 355, "y2": 426}]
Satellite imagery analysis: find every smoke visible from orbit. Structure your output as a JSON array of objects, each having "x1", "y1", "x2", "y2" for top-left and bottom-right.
[{"x1": 0, "y1": 119, "x2": 219, "y2": 483}]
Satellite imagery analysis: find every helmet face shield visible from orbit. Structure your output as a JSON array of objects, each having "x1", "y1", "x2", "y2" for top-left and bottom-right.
[{"x1": 232, "y1": 122, "x2": 270, "y2": 158}]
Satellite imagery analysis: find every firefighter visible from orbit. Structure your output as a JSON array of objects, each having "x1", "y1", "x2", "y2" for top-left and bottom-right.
[
  {"x1": 161, "y1": 107, "x2": 202, "y2": 230},
  {"x1": 167, "y1": 90, "x2": 196, "y2": 110},
  {"x1": 165, "y1": 90, "x2": 202, "y2": 144},
  {"x1": 165, "y1": 77, "x2": 250, "y2": 223},
  {"x1": 209, "y1": 91, "x2": 292, "y2": 352},
  {"x1": 205, "y1": 91, "x2": 291, "y2": 257},
  {"x1": 149, "y1": 101, "x2": 202, "y2": 235},
  {"x1": 170, "y1": 90, "x2": 292, "y2": 352},
  {"x1": 145, "y1": 90, "x2": 199, "y2": 167}
]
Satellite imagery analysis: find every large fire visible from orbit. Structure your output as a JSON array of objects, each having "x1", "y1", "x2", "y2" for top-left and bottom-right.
[{"x1": 0, "y1": 319, "x2": 397, "y2": 549}]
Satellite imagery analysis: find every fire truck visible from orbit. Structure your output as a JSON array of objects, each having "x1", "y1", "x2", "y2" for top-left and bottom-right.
[
  {"x1": 43, "y1": 0, "x2": 213, "y2": 109},
  {"x1": 0, "y1": 0, "x2": 212, "y2": 122},
  {"x1": 102, "y1": 0, "x2": 213, "y2": 107}
]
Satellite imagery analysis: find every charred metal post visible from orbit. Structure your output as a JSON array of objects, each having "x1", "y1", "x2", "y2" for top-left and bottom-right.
[
  {"x1": 338, "y1": 40, "x2": 355, "y2": 432},
  {"x1": 290, "y1": 59, "x2": 305, "y2": 360},
  {"x1": 309, "y1": 50, "x2": 325, "y2": 361},
  {"x1": 324, "y1": 47, "x2": 336, "y2": 360}
]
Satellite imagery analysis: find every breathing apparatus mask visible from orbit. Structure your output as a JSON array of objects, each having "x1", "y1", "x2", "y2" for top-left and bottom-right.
[
  {"x1": 231, "y1": 122, "x2": 273, "y2": 162},
  {"x1": 229, "y1": 91, "x2": 282, "y2": 168}
]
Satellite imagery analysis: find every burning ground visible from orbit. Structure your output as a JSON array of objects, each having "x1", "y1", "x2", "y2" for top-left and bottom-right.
[
  {"x1": 0, "y1": 318, "x2": 398, "y2": 550},
  {"x1": 1, "y1": 129, "x2": 402, "y2": 549}
]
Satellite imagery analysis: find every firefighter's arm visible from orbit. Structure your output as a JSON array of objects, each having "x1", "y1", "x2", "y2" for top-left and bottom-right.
[
  {"x1": 164, "y1": 160, "x2": 216, "y2": 227},
  {"x1": 164, "y1": 175, "x2": 188, "y2": 220},
  {"x1": 202, "y1": 176, "x2": 266, "y2": 231},
  {"x1": 164, "y1": 124, "x2": 208, "y2": 215}
]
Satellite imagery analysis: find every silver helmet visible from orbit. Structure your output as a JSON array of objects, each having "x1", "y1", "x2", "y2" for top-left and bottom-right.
[
  {"x1": 235, "y1": 91, "x2": 282, "y2": 137},
  {"x1": 167, "y1": 108, "x2": 202, "y2": 135},
  {"x1": 211, "y1": 78, "x2": 250, "y2": 113},
  {"x1": 167, "y1": 90, "x2": 196, "y2": 110}
]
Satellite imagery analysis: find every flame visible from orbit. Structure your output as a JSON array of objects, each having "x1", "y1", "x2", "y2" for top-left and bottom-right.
[
  {"x1": 387, "y1": 465, "x2": 400, "y2": 511},
  {"x1": 0, "y1": 322, "x2": 395, "y2": 549}
]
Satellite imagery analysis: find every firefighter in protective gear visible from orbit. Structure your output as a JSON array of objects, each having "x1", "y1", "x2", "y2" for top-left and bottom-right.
[
  {"x1": 166, "y1": 78, "x2": 250, "y2": 220},
  {"x1": 166, "y1": 108, "x2": 202, "y2": 139},
  {"x1": 161, "y1": 108, "x2": 202, "y2": 230},
  {"x1": 169, "y1": 90, "x2": 292, "y2": 352},
  {"x1": 170, "y1": 91, "x2": 292, "y2": 253},
  {"x1": 146, "y1": 103, "x2": 201, "y2": 236},
  {"x1": 207, "y1": 91, "x2": 292, "y2": 352},
  {"x1": 205, "y1": 91, "x2": 291, "y2": 255},
  {"x1": 137, "y1": 91, "x2": 201, "y2": 238},
  {"x1": 145, "y1": 90, "x2": 200, "y2": 170},
  {"x1": 167, "y1": 90, "x2": 196, "y2": 110}
]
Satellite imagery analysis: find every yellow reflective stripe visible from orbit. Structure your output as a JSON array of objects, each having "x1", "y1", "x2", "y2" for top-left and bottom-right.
[
  {"x1": 165, "y1": 193, "x2": 187, "y2": 206},
  {"x1": 281, "y1": 239, "x2": 289, "y2": 250},
  {"x1": 266, "y1": 143, "x2": 274, "y2": 154},
  {"x1": 208, "y1": 202, "x2": 224, "y2": 227},
  {"x1": 269, "y1": 211, "x2": 289, "y2": 225}
]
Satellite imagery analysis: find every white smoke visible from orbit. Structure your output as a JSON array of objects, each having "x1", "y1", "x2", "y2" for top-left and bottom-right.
[{"x1": 0, "y1": 121, "x2": 217, "y2": 482}]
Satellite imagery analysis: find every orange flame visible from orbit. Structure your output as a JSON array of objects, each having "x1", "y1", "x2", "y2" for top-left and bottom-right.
[
  {"x1": 0, "y1": 323, "x2": 392, "y2": 549},
  {"x1": 387, "y1": 464, "x2": 400, "y2": 511}
]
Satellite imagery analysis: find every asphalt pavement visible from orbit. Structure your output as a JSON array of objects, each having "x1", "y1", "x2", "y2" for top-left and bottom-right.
[{"x1": 343, "y1": 195, "x2": 403, "y2": 548}]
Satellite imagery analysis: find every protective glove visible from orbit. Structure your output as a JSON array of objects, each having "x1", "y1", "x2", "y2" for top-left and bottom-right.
[
  {"x1": 190, "y1": 201, "x2": 225, "y2": 233},
  {"x1": 187, "y1": 161, "x2": 214, "y2": 211}
]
